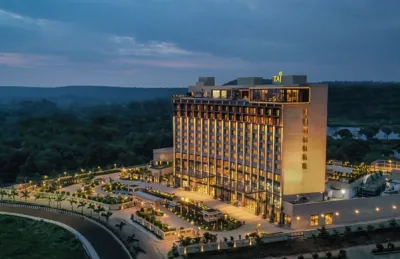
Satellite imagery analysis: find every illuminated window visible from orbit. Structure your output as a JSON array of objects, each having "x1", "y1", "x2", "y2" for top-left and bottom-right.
[
  {"x1": 325, "y1": 213, "x2": 333, "y2": 225},
  {"x1": 302, "y1": 154, "x2": 307, "y2": 160},
  {"x1": 303, "y1": 127, "x2": 308, "y2": 134},
  {"x1": 303, "y1": 118, "x2": 308, "y2": 126},
  {"x1": 310, "y1": 215, "x2": 319, "y2": 226},
  {"x1": 303, "y1": 136, "x2": 308, "y2": 143},
  {"x1": 303, "y1": 109, "x2": 308, "y2": 116},
  {"x1": 212, "y1": 90, "x2": 221, "y2": 98},
  {"x1": 302, "y1": 145, "x2": 308, "y2": 152}
]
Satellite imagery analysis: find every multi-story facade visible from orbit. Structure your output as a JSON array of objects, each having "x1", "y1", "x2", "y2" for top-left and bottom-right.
[{"x1": 172, "y1": 73, "x2": 328, "y2": 223}]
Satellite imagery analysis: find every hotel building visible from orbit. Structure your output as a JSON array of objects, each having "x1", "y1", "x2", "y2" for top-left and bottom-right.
[{"x1": 172, "y1": 73, "x2": 328, "y2": 223}]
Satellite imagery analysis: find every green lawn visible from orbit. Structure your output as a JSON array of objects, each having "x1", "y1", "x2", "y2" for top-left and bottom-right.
[{"x1": 0, "y1": 215, "x2": 87, "y2": 259}]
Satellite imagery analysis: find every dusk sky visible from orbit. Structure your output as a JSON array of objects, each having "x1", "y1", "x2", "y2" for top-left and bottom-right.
[{"x1": 0, "y1": 0, "x2": 399, "y2": 87}]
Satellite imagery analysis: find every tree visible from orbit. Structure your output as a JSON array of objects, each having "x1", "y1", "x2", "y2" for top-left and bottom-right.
[
  {"x1": 0, "y1": 189, "x2": 7, "y2": 201},
  {"x1": 55, "y1": 194, "x2": 65, "y2": 209},
  {"x1": 94, "y1": 205, "x2": 105, "y2": 220},
  {"x1": 34, "y1": 193, "x2": 43, "y2": 201},
  {"x1": 8, "y1": 188, "x2": 18, "y2": 201},
  {"x1": 312, "y1": 253, "x2": 319, "y2": 259},
  {"x1": 20, "y1": 189, "x2": 30, "y2": 202},
  {"x1": 46, "y1": 195, "x2": 54, "y2": 207},
  {"x1": 127, "y1": 232, "x2": 139, "y2": 248},
  {"x1": 359, "y1": 128, "x2": 376, "y2": 140},
  {"x1": 336, "y1": 129, "x2": 353, "y2": 139},
  {"x1": 87, "y1": 203, "x2": 95, "y2": 217},
  {"x1": 101, "y1": 211, "x2": 113, "y2": 224},
  {"x1": 380, "y1": 125, "x2": 393, "y2": 140},
  {"x1": 317, "y1": 225, "x2": 330, "y2": 239},
  {"x1": 77, "y1": 200, "x2": 87, "y2": 214},
  {"x1": 325, "y1": 252, "x2": 332, "y2": 259},
  {"x1": 115, "y1": 221, "x2": 126, "y2": 231},
  {"x1": 68, "y1": 198, "x2": 77, "y2": 211}
]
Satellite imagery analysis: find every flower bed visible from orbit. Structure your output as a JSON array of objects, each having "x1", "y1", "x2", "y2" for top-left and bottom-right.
[
  {"x1": 102, "y1": 182, "x2": 128, "y2": 193},
  {"x1": 135, "y1": 209, "x2": 175, "y2": 232},
  {"x1": 88, "y1": 194, "x2": 132, "y2": 205},
  {"x1": 143, "y1": 189, "x2": 175, "y2": 201}
]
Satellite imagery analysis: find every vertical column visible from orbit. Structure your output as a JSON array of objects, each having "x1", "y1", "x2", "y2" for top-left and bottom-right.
[
  {"x1": 186, "y1": 111, "x2": 190, "y2": 188},
  {"x1": 271, "y1": 124, "x2": 276, "y2": 222}
]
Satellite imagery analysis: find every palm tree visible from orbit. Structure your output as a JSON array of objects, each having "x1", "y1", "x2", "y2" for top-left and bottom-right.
[
  {"x1": 94, "y1": 206, "x2": 105, "y2": 220},
  {"x1": 55, "y1": 194, "x2": 66, "y2": 209},
  {"x1": 9, "y1": 188, "x2": 18, "y2": 201},
  {"x1": 77, "y1": 201, "x2": 87, "y2": 215},
  {"x1": 127, "y1": 232, "x2": 139, "y2": 246},
  {"x1": 101, "y1": 211, "x2": 113, "y2": 224},
  {"x1": 0, "y1": 189, "x2": 7, "y2": 201},
  {"x1": 68, "y1": 198, "x2": 77, "y2": 211},
  {"x1": 34, "y1": 193, "x2": 43, "y2": 201},
  {"x1": 46, "y1": 195, "x2": 54, "y2": 207},
  {"x1": 20, "y1": 190, "x2": 30, "y2": 202},
  {"x1": 87, "y1": 203, "x2": 95, "y2": 217},
  {"x1": 115, "y1": 221, "x2": 126, "y2": 231}
]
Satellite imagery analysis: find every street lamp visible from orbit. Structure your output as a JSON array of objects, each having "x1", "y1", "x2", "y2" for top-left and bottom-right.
[{"x1": 256, "y1": 223, "x2": 261, "y2": 234}]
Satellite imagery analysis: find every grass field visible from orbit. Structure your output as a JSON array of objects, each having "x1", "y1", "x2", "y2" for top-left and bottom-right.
[{"x1": 0, "y1": 215, "x2": 87, "y2": 259}]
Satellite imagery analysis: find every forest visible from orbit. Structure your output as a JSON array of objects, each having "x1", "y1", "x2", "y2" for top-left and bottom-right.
[{"x1": 0, "y1": 83, "x2": 399, "y2": 183}]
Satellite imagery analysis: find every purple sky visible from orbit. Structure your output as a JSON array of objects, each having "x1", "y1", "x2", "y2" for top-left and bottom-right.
[{"x1": 0, "y1": 0, "x2": 399, "y2": 87}]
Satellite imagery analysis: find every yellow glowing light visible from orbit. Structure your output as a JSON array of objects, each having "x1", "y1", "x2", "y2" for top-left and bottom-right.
[
  {"x1": 376, "y1": 207, "x2": 380, "y2": 212},
  {"x1": 320, "y1": 214, "x2": 325, "y2": 217},
  {"x1": 335, "y1": 212, "x2": 339, "y2": 216},
  {"x1": 355, "y1": 210, "x2": 359, "y2": 214},
  {"x1": 393, "y1": 205, "x2": 397, "y2": 210},
  {"x1": 296, "y1": 216, "x2": 300, "y2": 220}
]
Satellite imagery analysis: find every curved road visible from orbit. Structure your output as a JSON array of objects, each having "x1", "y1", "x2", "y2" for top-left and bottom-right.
[{"x1": 0, "y1": 205, "x2": 131, "y2": 259}]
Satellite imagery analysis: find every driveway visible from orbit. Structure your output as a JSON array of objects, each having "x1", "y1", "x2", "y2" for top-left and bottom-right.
[{"x1": 0, "y1": 205, "x2": 131, "y2": 259}]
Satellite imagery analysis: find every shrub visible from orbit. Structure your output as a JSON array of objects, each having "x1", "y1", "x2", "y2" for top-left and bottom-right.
[
  {"x1": 312, "y1": 253, "x2": 319, "y2": 259},
  {"x1": 326, "y1": 252, "x2": 332, "y2": 259},
  {"x1": 376, "y1": 243, "x2": 384, "y2": 252},
  {"x1": 338, "y1": 249, "x2": 346, "y2": 258},
  {"x1": 297, "y1": 256, "x2": 304, "y2": 259},
  {"x1": 388, "y1": 242, "x2": 395, "y2": 250}
]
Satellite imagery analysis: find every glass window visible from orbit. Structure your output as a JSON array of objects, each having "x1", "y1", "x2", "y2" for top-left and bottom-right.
[
  {"x1": 325, "y1": 213, "x2": 333, "y2": 225},
  {"x1": 310, "y1": 215, "x2": 319, "y2": 226},
  {"x1": 212, "y1": 90, "x2": 220, "y2": 98},
  {"x1": 221, "y1": 90, "x2": 227, "y2": 99}
]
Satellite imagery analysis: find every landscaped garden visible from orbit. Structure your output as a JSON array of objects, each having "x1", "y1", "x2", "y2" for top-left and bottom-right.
[
  {"x1": 120, "y1": 167, "x2": 152, "y2": 181},
  {"x1": 134, "y1": 207, "x2": 175, "y2": 232},
  {"x1": 143, "y1": 188, "x2": 241, "y2": 231},
  {"x1": 0, "y1": 214, "x2": 87, "y2": 259},
  {"x1": 102, "y1": 182, "x2": 128, "y2": 193},
  {"x1": 327, "y1": 162, "x2": 373, "y2": 183}
]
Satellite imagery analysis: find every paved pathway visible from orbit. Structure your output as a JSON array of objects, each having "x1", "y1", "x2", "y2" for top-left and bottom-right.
[
  {"x1": 0, "y1": 205, "x2": 131, "y2": 259},
  {"x1": 104, "y1": 173, "x2": 285, "y2": 235}
]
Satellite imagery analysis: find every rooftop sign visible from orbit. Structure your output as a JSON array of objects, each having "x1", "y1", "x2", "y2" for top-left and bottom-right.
[{"x1": 273, "y1": 71, "x2": 283, "y2": 83}]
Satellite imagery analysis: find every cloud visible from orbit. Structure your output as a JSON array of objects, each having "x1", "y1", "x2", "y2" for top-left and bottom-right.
[
  {"x1": 109, "y1": 36, "x2": 193, "y2": 56},
  {"x1": 0, "y1": 0, "x2": 399, "y2": 86},
  {"x1": 0, "y1": 52, "x2": 58, "y2": 68}
]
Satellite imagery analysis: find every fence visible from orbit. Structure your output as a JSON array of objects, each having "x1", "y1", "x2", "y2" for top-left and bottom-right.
[
  {"x1": 131, "y1": 213, "x2": 195, "y2": 240},
  {"x1": 174, "y1": 218, "x2": 400, "y2": 256}
]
